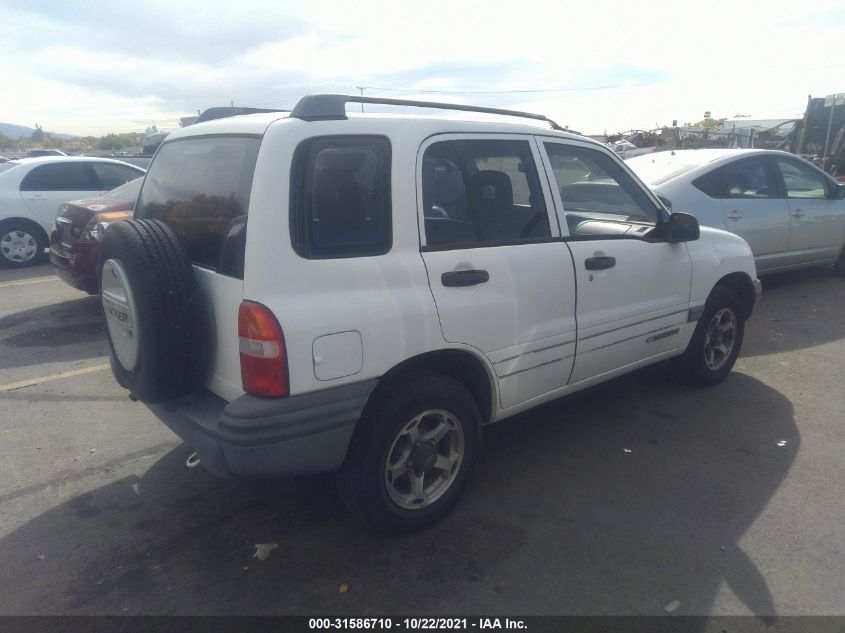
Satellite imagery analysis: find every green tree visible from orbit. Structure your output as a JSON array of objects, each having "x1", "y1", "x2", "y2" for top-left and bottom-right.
[
  {"x1": 690, "y1": 117, "x2": 727, "y2": 128},
  {"x1": 81, "y1": 136, "x2": 101, "y2": 150},
  {"x1": 0, "y1": 132, "x2": 16, "y2": 148}
]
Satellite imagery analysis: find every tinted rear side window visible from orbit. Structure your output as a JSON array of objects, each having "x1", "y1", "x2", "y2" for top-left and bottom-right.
[
  {"x1": 291, "y1": 136, "x2": 391, "y2": 259},
  {"x1": 20, "y1": 162, "x2": 98, "y2": 191},
  {"x1": 137, "y1": 136, "x2": 260, "y2": 278},
  {"x1": 694, "y1": 158, "x2": 776, "y2": 199}
]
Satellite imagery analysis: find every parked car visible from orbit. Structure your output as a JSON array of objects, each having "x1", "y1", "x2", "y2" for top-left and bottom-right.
[
  {"x1": 0, "y1": 156, "x2": 145, "y2": 267},
  {"x1": 608, "y1": 140, "x2": 656, "y2": 159},
  {"x1": 98, "y1": 95, "x2": 760, "y2": 533},
  {"x1": 628, "y1": 149, "x2": 845, "y2": 275},
  {"x1": 28, "y1": 149, "x2": 67, "y2": 158},
  {"x1": 50, "y1": 177, "x2": 142, "y2": 293}
]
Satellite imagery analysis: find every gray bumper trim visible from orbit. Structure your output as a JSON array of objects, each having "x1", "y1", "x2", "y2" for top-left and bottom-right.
[{"x1": 146, "y1": 379, "x2": 377, "y2": 478}]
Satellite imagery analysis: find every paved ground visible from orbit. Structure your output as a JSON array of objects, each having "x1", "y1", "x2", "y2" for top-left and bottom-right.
[{"x1": 0, "y1": 262, "x2": 843, "y2": 616}]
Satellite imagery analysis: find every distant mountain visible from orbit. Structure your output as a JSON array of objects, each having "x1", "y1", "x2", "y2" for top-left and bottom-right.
[{"x1": 0, "y1": 122, "x2": 77, "y2": 140}]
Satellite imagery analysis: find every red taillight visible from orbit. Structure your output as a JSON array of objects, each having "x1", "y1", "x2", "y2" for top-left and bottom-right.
[{"x1": 238, "y1": 301, "x2": 288, "y2": 397}]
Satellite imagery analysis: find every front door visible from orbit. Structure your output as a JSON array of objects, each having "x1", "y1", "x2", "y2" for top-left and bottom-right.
[
  {"x1": 418, "y1": 135, "x2": 577, "y2": 409},
  {"x1": 539, "y1": 138, "x2": 692, "y2": 384}
]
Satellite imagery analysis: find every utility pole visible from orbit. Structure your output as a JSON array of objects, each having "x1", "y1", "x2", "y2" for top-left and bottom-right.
[
  {"x1": 356, "y1": 86, "x2": 365, "y2": 112},
  {"x1": 822, "y1": 93, "x2": 844, "y2": 173}
]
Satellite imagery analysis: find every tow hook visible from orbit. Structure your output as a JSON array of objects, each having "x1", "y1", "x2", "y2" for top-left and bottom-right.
[{"x1": 185, "y1": 451, "x2": 201, "y2": 469}]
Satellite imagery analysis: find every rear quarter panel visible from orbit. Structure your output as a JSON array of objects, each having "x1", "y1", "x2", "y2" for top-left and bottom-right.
[{"x1": 242, "y1": 118, "x2": 452, "y2": 398}]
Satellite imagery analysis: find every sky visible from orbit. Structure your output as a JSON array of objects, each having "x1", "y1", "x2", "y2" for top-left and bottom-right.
[{"x1": 1, "y1": 0, "x2": 844, "y2": 137}]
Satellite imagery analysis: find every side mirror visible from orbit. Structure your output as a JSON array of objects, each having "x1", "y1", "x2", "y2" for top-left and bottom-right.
[
  {"x1": 666, "y1": 212, "x2": 700, "y2": 243},
  {"x1": 837, "y1": 183, "x2": 845, "y2": 199}
]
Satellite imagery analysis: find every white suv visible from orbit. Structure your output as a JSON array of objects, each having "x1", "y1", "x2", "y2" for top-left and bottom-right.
[{"x1": 98, "y1": 95, "x2": 761, "y2": 532}]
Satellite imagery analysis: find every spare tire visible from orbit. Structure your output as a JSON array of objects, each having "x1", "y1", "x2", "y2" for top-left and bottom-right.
[{"x1": 98, "y1": 219, "x2": 205, "y2": 402}]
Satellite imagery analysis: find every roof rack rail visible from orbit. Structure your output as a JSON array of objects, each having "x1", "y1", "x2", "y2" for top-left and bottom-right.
[
  {"x1": 195, "y1": 106, "x2": 289, "y2": 124},
  {"x1": 289, "y1": 94, "x2": 568, "y2": 132}
]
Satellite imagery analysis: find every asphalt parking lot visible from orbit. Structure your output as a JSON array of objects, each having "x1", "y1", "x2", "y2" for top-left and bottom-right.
[{"x1": 0, "y1": 262, "x2": 843, "y2": 616}]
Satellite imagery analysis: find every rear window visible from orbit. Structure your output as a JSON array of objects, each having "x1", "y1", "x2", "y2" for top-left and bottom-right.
[{"x1": 136, "y1": 136, "x2": 260, "y2": 278}]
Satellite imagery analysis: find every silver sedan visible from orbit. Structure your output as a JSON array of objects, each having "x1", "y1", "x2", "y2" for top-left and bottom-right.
[{"x1": 629, "y1": 149, "x2": 845, "y2": 275}]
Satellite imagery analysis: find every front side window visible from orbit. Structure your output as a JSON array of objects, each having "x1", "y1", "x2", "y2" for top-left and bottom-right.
[
  {"x1": 775, "y1": 158, "x2": 828, "y2": 199},
  {"x1": 93, "y1": 163, "x2": 144, "y2": 189},
  {"x1": 694, "y1": 158, "x2": 775, "y2": 199},
  {"x1": 291, "y1": 136, "x2": 391, "y2": 258},
  {"x1": 20, "y1": 163, "x2": 98, "y2": 191},
  {"x1": 422, "y1": 139, "x2": 550, "y2": 247},
  {"x1": 544, "y1": 143, "x2": 659, "y2": 239},
  {"x1": 136, "y1": 136, "x2": 260, "y2": 277}
]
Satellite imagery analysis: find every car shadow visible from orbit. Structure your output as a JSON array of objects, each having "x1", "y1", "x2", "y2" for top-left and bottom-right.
[
  {"x1": 0, "y1": 295, "x2": 107, "y2": 370},
  {"x1": 0, "y1": 367, "x2": 797, "y2": 619},
  {"x1": 743, "y1": 267, "x2": 845, "y2": 357}
]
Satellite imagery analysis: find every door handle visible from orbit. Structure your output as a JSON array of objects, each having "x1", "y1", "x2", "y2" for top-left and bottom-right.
[
  {"x1": 441, "y1": 269, "x2": 489, "y2": 287},
  {"x1": 585, "y1": 256, "x2": 616, "y2": 270},
  {"x1": 791, "y1": 208, "x2": 804, "y2": 218},
  {"x1": 727, "y1": 210, "x2": 742, "y2": 220}
]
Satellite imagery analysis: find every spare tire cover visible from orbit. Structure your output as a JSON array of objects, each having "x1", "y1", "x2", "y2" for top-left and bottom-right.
[{"x1": 99, "y1": 219, "x2": 206, "y2": 402}]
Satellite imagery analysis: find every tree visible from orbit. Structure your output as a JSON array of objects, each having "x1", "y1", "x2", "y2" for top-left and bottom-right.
[
  {"x1": 0, "y1": 132, "x2": 16, "y2": 149},
  {"x1": 690, "y1": 117, "x2": 727, "y2": 128}
]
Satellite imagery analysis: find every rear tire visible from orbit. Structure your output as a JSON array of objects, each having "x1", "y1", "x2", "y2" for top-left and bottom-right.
[
  {"x1": 834, "y1": 246, "x2": 845, "y2": 276},
  {"x1": 672, "y1": 285, "x2": 745, "y2": 386},
  {"x1": 0, "y1": 221, "x2": 47, "y2": 268},
  {"x1": 98, "y1": 219, "x2": 205, "y2": 402},
  {"x1": 338, "y1": 372, "x2": 482, "y2": 534}
]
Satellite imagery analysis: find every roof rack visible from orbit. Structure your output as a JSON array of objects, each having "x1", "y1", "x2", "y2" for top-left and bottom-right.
[
  {"x1": 195, "y1": 106, "x2": 289, "y2": 124},
  {"x1": 289, "y1": 94, "x2": 568, "y2": 132}
]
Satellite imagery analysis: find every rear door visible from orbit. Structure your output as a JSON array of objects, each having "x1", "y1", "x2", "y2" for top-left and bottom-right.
[
  {"x1": 19, "y1": 162, "x2": 101, "y2": 229},
  {"x1": 694, "y1": 156, "x2": 790, "y2": 272},
  {"x1": 539, "y1": 138, "x2": 691, "y2": 384},
  {"x1": 135, "y1": 136, "x2": 261, "y2": 401},
  {"x1": 773, "y1": 156, "x2": 845, "y2": 264},
  {"x1": 418, "y1": 134, "x2": 577, "y2": 409}
]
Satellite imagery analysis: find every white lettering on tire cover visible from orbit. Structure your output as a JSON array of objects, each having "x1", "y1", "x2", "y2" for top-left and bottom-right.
[{"x1": 101, "y1": 258, "x2": 140, "y2": 371}]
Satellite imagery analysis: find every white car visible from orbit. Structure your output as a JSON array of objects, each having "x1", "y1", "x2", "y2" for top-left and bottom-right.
[
  {"x1": 628, "y1": 149, "x2": 845, "y2": 275},
  {"x1": 0, "y1": 156, "x2": 145, "y2": 267},
  {"x1": 608, "y1": 140, "x2": 656, "y2": 159},
  {"x1": 96, "y1": 95, "x2": 760, "y2": 532}
]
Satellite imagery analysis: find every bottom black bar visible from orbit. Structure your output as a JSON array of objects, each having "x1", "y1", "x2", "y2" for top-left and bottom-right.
[{"x1": 0, "y1": 616, "x2": 843, "y2": 633}]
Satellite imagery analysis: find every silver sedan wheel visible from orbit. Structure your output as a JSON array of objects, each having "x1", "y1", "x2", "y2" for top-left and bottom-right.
[
  {"x1": 101, "y1": 258, "x2": 140, "y2": 371},
  {"x1": 0, "y1": 229, "x2": 38, "y2": 263},
  {"x1": 703, "y1": 307, "x2": 737, "y2": 371},
  {"x1": 384, "y1": 409, "x2": 465, "y2": 510}
]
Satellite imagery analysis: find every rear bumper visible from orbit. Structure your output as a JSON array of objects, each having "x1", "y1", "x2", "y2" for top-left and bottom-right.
[
  {"x1": 146, "y1": 379, "x2": 377, "y2": 479},
  {"x1": 49, "y1": 233, "x2": 99, "y2": 294}
]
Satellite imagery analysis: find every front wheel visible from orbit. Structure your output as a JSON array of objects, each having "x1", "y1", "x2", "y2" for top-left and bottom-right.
[
  {"x1": 0, "y1": 222, "x2": 47, "y2": 268},
  {"x1": 672, "y1": 285, "x2": 745, "y2": 386},
  {"x1": 338, "y1": 372, "x2": 482, "y2": 533}
]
